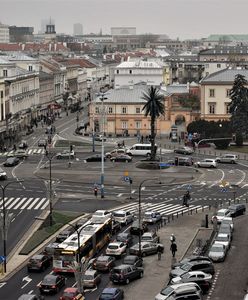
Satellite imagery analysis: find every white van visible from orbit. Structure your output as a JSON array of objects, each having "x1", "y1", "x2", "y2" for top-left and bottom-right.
[{"x1": 126, "y1": 144, "x2": 153, "y2": 157}]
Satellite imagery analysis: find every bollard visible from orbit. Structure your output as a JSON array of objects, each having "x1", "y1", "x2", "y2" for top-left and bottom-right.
[
  {"x1": 205, "y1": 214, "x2": 209, "y2": 228},
  {"x1": 177, "y1": 212, "x2": 179, "y2": 218},
  {"x1": 209, "y1": 205, "x2": 211, "y2": 210},
  {"x1": 191, "y1": 209, "x2": 193, "y2": 215},
  {"x1": 172, "y1": 214, "x2": 174, "y2": 221},
  {"x1": 228, "y1": 199, "x2": 231, "y2": 206}
]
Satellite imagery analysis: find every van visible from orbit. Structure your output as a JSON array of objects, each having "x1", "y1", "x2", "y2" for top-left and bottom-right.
[
  {"x1": 216, "y1": 154, "x2": 238, "y2": 164},
  {"x1": 126, "y1": 144, "x2": 154, "y2": 157}
]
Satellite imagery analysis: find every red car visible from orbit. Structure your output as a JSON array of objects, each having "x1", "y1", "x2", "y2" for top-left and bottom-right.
[{"x1": 59, "y1": 287, "x2": 84, "y2": 300}]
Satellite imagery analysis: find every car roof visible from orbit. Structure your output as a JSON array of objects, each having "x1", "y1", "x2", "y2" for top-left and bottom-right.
[
  {"x1": 31, "y1": 254, "x2": 44, "y2": 259},
  {"x1": 114, "y1": 210, "x2": 126, "y2": 213},
  {"x1": 63, "y1": 287, "x2": 78, "y2": 293},
  {"x1": 217, "y1": 208, "x2": 229, "y2": 213},
  {"x1": 102, "y1": 288, "x2": 119, "y2": 293},
  {"x1": 217, "y1": 233, "x2": 229, "y2": 237},
  {"x1": 124, "y1": 255, "x2": 138, "y2": 259},
  {"x1": 142, "y1": 232, "x2": 153, "y2": 236},
  {"x1": 85, "y1": 269, "x2": 97, "y2": 275},
  {"x1": 113, "y1": 264, "x2": 130, "y2": 269},
  {"x1": 108, "y1": 242, "x2": 123, "y2": 246}
]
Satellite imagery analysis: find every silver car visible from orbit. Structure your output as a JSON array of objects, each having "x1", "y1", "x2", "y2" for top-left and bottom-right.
[
  {"x1": 208, "y1": 243, "x2": 227, "y2": 262},
  {"x1": 195, "y1": 158, "x2": 217, "y2": 168},
  {"x1": 216, "y1": 154, "x2": 238, "y2": 164},
  {"x1": 141, "y1": 232, "x2": 159, "y2": 243}
]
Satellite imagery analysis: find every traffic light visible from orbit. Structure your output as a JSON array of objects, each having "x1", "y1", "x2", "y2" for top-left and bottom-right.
[{"x1": 129, "y1": 178, "x2": 133, "y2": 184}]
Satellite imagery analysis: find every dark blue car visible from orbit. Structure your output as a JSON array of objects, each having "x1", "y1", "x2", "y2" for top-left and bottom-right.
[{"x1": 99, "y1": 288, "x2": 124, "y2": 300}]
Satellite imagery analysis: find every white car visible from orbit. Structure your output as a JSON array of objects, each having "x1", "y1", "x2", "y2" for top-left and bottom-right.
[
  {"x1": 211, "y1": 209, "x2": 231, "y2": 224},
  {"x1": 143, "y1": 211, "x2": 162, "y2": 224},
  {"x1": 208, "y1": 243, "x2": 227, "y2": 262},
  {"x1": 216, "y1": 154, "x2": 238, "y2": 164},
  {"x1": 221, "y1": 217, "x2": 234, "y2": 231},
  {"x1": 105, "y1": 149, "x2": 126, "y2": 159},
  {"x1": 171, "y1": 270, "x2": 212, "y2": 285},
  {"x1": 106, "y1": 242, "x2": 127, "y2": 256},
  {"x1": 194, "y1": 158, "x2": 217, "y2": 168},
  {"x1": 141, "y1": 232, "x2": 159, "y2": 243},
  {"x1": 214, "y1": 233, "x2": 231, "y2": 249},
  {"x1": 0, "y1": 168, "x2": 7, "y2": 180},
  {"x1": 56, "y1": 150, "x2": 75, "y2": 159},
  {"x1": 112, "y1": 210, "x2": 134, "y2": 225},
  {"x1": 91, "y1": 210, "x2": 112, "y2": 223}
]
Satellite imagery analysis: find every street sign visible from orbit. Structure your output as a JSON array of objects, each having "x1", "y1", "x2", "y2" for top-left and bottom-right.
[
  {"x1": 123, "y1": 176, "x2": 130, "y2": 182},
  {"x1": 0, "y1": 256, "x2": 5, "y2": 263},
  {"x1": 124, "y1": 171, "x2": 129, "y2": 177},
  {"x1": 187, "y1": 184, "x2": 192, "y2": 190}
]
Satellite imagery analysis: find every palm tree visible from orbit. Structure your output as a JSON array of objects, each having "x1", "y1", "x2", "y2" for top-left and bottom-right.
[{"x1": 142, "y1": 86, "x2": 165, "y2": 160}]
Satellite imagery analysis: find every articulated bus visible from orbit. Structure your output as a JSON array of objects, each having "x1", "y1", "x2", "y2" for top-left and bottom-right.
[{"x1": 52, "y1": 218, "x2": 112, "y2": 273}]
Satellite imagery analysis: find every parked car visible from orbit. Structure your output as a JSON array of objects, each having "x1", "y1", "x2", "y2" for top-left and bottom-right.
[
  {"x1": 38, "y1": 139, "x2": 47, "y2": 147},
  {"x1": 174, "y1": 146, "x2": 194, "y2": 155},
  {"x1": 141, "y1": 232, "x2": 160, "y2": 243},
  {"x1": 194, "y1": 158, "x2": 217, "y2": 168},
  {"x1": 93, "y1": 255, "x2": 116, "y2": 272},
  {"x1": 91, "y1": 210, "x2": 112, "y2": 223},
  {"x1": 208, "y1": 243, "x2": 227, "y2": 262},
  {"x1": 228, "y1": 203, "x2": 246, "y2": 217},
  {"x1": 113, "y1": 210, "x2": 134, "y2": 225},
  {"x1": 211, "y1": 208, "x2": 231, "y2": 224},
  {"x1": 123, "y1": 255, "x2": 143, "y2": 267},
  {"x1": 85, "y1": 154, "x2": 106, "y2": 162},
  {"x1": 8, "y1": 149, "x2": 28, "y2": 159},
  {"x1": 216, "y1": 154, "x2": 238, "y2": 164},
  {"x1": 27, "y1": 254, "x2": 51, "y2": 272},
  {"x1": 155, "y1": 282, "x2": 202, "y2": 300},
  {"x1": 106, "y1": 242, "x2": 127, "y2": 257},
  {"x1": 83, "y1": 269, "x2": 101, "y2": 288},
  {"x1": 130, "y1": 220, "x2": 148, "y2": 235},
  {"x1": 56, "y1": 228, "x2": 75, "y2": 243},
  {"x1": 172, "y1": 256, "x2": 212, "y2": 269},
  {"x1": 0, "y1": 168, "x2": 7, "y2": 180},
  {"x1": 106, "y1": 149, "x2": 126, "y2": 158},
  {"x1": 95, "y1": 135, "x2": 106, "y2": 142},
  {"x1": 221, "y1": 217, "x2": 234, "y2": 231},
  {"x1": 143, "y1": 211, "x2": 162, "y2": 224},
  {"x1": 129, "y1": 241, "x2": 164, "y2": 257},
  {"x1": 218, "y1": 223, "x2": 233, "y2": 240},
  {"x1": 38, "y1": 274, "x2": 65, "y2": 294},
  {"x1": 18, "y1": 140, "x2": 28, "y2": 149},
  {"x1": 99, "y1": 288, "x2": 124, "y2": 300},
  {"x1": 110, "y1": 264, "x2": 143, "y2": 284},
  {"x1": 110, "y1": 154, "x2": 132, "y2": 162},
  {"x1": 56, "y1": 150, "x2": 75, "y2": 159},
  {"x1": 3, "y1": 157, "x2": 20, "y2": 167},
  {"x1": 175, "y1": 156, "x2": 194, "y2": 166},
  {"x1": 171, "y1": 271, "x2": 212, "y2": 294},
  {"x1": 59, "y1": 287, "x2": 84, "y2": 300},
  {"x1": 214, "y1": 233, "x2": 231, "y2": 249},
  {"x1": 116, "y1": 232, "x2": 133, "y2": 246},
  {"x1": 169, "y1": 260, "x2": 215, "y2": 278}
]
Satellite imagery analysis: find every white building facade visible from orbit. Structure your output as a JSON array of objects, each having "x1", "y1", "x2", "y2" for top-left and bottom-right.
[{"x1": 0, "y1": 23, "x2": 9, "y2": 43}]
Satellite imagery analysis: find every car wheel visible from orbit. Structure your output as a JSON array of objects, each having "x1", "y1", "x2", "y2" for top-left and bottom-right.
[
  {"x1": 125, "y1": 278, "x2": 130, "y2": 284},
  {"x1": 142, "y1": 252, "x2": 146, "y2": 257},
  {"x1": 139, "y1": 271, "x2": 143, "y2": 278},
  {"x1": 125, "y1": 160, "x2": 128, "y2": 163},
  {"x1": 146, "y1": 153, "x2": 151, "y2": 157},
  {"x1": 231, "y1": 160, "x2": 235, "y2": 164}
]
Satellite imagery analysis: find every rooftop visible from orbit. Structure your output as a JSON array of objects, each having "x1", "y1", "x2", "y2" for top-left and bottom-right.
[{"x1": 201, "y1": 68, "x2": 248, "y2": 84}]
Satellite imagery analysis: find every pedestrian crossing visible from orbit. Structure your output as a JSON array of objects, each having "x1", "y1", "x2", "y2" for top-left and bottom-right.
[
  {"x1": 109, "y1": 201, "x2": 209, "y2": 218},
  {"x1": 0, "y1": 197, "x2": 48, "y2": 210},
  {"x1": 0, "y1": 148, "x2": 45, "y2": 157}
]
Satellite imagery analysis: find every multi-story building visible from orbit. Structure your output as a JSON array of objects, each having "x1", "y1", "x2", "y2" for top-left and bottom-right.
[
  {"x1": 39, "y1": 71, "x2": 55, "y2": 115},
  {"x1": 73, "y1": 23, "x2": 83, "y2": 36},
  {"x1": 199, "y1": 46, "x2": 248, "y2": 62},
  {"x1": 9, "y1": 26, "x2": 34, "y2": 42},
  {"x1": 0, "y1": 23, "x2": 9, "y2": 43}
]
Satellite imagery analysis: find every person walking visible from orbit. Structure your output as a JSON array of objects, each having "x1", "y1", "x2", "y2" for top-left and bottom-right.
[
  {"x1": 157, "y1": 244, "x2": 163, "y2": 261},
  {"x1": 170, "y1": 242, "x2": 177, "y2": 258},
  {"x1": 94, "y1": 187, "x2": 98, "y2": 198},
  {"x1": 170, "y1": 233, "x2": 176, "y2": 244}
]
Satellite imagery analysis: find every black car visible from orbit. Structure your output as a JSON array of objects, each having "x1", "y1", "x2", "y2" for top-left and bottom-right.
[
  {"x1": 85, "y1": 154, "x2": 106, "y2": 162},
  {"x1": 39, "y1": 274, "x2": 65, "y2": 294},
  {"x1": 110, "y1": 264, "x2": 144, "y2": 284},
  {"x1": 116, "y1": 232, "x2": 133, "y2": 246},
  {"x1": 228, "y1": 204, "x2": 246, "y2": 217},
  {"x1": 3, "y1": 157, "x2": 20, "y2": 167},
  {"x1": 130, "y1": 220, "x2": 148, "y2": 235},
  {"x1": 172, "y1": 256, "x2": 212, "y2": 269},
  {"x1": 56, "y1": 228, "x2": 75, "y2": 243},
  {"x1": 27, "y1": 254, "x2": 51, "y2": 272},
  {"x1": 123, "y1": 255, "x2": 143, "y2": 267},
  {"x1": 170, "y1": 260, "x2": 215, "y2": 278}
]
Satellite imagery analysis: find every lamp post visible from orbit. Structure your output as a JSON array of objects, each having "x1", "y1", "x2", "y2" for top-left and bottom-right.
[
  {"x1": 138, "y1": 178, "x2": 160, "y2": 257},
  {"x1": 0, "y1": 180, "x2": 24, "y2": 273}
]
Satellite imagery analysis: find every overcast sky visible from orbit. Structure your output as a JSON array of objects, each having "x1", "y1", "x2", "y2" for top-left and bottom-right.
[{"x1": 1, "y1": 0, "x2": 248, "y2": 39}]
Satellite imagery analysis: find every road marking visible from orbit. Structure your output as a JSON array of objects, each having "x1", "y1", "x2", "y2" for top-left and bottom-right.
[
  {"x1": 39, "y1": 199, "x2": 50, "y2": 210},
  {"x1": 117, "y1": 193, "x2": 123, "y2": 197},
  {"x1": 0, "y1": 282, "x2": 7, "y2": 288},
  {"x1": 14, "y1": 198, "x2": 28, "y2": 209},
  {"x1": 141, "y1": 187, "x2": 145, "y2": 191},
  {"x1": 6, "y1": 197, "x2": 21, "y2": 209},
  {"x1": 21, "y1": 276, "x2": 32, "y2": 289},
  {"x1": 27, "y1": 197, "x2": 40, "y2": 210}
]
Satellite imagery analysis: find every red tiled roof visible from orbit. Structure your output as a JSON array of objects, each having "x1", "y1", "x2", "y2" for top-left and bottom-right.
[{"x1": 0, "y1": 43, "x2": 22, "y2": 51}]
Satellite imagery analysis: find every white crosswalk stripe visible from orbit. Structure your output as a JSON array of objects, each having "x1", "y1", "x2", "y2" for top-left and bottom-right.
[
  {"x1": 0, "y1": 148, "x2": 45, "y2": 157},
  {"x1": 0, "y1": 197, "x2": 48, "y2": 210},
  {"x1": 109, "y1": 201, "x2": 209, "y2": 217}
]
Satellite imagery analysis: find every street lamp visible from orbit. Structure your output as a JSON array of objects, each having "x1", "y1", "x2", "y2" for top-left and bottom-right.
[
  {"x1": 138, "y1": 178, "x2": 160, "y2": 257},
  {"x1": 0, "y1": 180, "x2": 24, "y2": 273}
]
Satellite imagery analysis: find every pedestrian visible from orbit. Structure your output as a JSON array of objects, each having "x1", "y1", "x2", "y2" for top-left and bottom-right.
[
  {"x1": 13, "y1": 144, "x2": 17, "y2": 151},
  {"x1": 182, "y1": 191, "x2": 190, "y2": 207},
  {"x1": 94, "y1": 187, "x2": 98, "y2": 198},
  {"x1": 141, "y1": 135, "x2": 144, "y2": 143},
  {"x1": 170, "y1": 242, "x2": 177, "y2": 257},
  {"x1": 170, "y1": 233, "x2": 176, "y2": 244},
  {"x1": 122, "y1": 140, "x2": 125, "y2": 147},
  {"x1": 157, "y1": 244, "x2": 163, "y2": 260},
  {"x1": 178, "y1": 136, "x2": 181, "y2": 144}
]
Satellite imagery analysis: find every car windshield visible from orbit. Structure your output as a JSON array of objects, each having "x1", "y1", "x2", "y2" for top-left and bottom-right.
[
  {"x1": 97, "y1": 256, "x2": 108, "y2": 262},
  {"x1": 83, "y1": 274, "x2": 94, "y2": 280},
  {"x1": 114, "y1": 212, "x2": 125, "y2": 217},
  {"x1": 216, "y1": 236, "x2": 228, "y2": 241},
  {"x1": 211, "y1": 246, "x2": 223, "y2": 252},
  {"x1": 141, "y1": 236, "x2": 152, "y2": 240},
  {"x1": 181, "y1": 263, "x2": 192, "y2": 271},
  {"x1": 42, "y1": 276, "x2": 56, "y2": 284},
  {"x1": 181, "y1": 272, "x2": 192, "y2": 279},
  {"x1": 101, "y1": 293, "x2": 115, "y2": 299},
  {"x1": 217, "y1": 211, "x2": 226, "y2": 217},
  {"x1": 62, "y1": 292, "x2": 77, "y2": 299},
  {"x1": 108, "y1": 245, "x2": 119, "y2": 250},
  {"x1": 117, "y1": 234, "x2": 128, "y2": 241},
  {"x1": 94, "y1": 212, "x2": 103, "y2": 216},
  {"x1": 124, "y1": 258, "x2": 134, "y2": 264},
  {"x1": 160, "y1": 286, "x2": 174, "y2": 296}
]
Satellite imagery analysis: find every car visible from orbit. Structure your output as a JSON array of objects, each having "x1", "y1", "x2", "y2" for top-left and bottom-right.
[
  {"x1": 116, "y1": 232, "x2": 133, "y2": 246},
  {"x1": 143, "y1": 211, "x2": 162, "y2": 224},
  {"x1": 194, "y1": 158, "x2": 217, "y2": 168},
  {"x1": 129, "y1": 241, "x2": 164, "y2": 257},
  {"x1": 43, "y1": 242, "x2": 60, "y2": 258},
  {"x1": 214, "y1": 233, "x2": 231, "y2": 249},
  {"x1": 171, "y1": 271, "x2": 212, "y2": 294},
  {"x1": 0, "y1": 168, "x2": 7, "y2": 180},
  {"x1": 174, "y1": 146, "x2": 194, "y2": 155},
  {"x1": 95, "y1": 134, "x2": 107, "y2": 142},
  {"x1": 169, "y1": 260, "x2": 215, "y2": 278},
  {"x1": 59, "y1": 287, "x2": 84, "y2": 300},
  {"x1": 7, "y1": 149, "x2": 28, "y2": 159},
  {"x1": 208, "y1": 243, "x2": 227, "y2": 262},
  {"x1": 110, "y1": 154, "x2": 132, "y2": 162},
  {"x1": 141, "y1": 232, "x2": 160, "y2": 243},
  {"x1": 221, "y1": 217, "x2": 234, "y2": 231},
  {"x1": 175, "y1": 156, "x2": 194, "y2": 166},
  {"x1": 38, "y1": 139, "x2": 47, "y2": 147},
  {"x1": 18, "y1": 140, "x2": 28, "y2": 149},
  {"x1": 91, "y1": 210, "x2": 112, "y2": 223},
  {"x1": 3, "y1": 157, "x2": 20, "y2": 167},
  {"x1": 110, "y1": 264, "x2": 144, "y2": 284},
  {"x1": 155, "y1": 282, "x2": 202, "y2": 300},
  {"x1": 18, "y1": 295, "x2": 44, "y2": 300},
  {"x1": 216, "y1": 154, "x2": 238, "y2": 164},
  {"x1": 106, "y1": 149, "x2": 126, "y2": 158},
  {"x1": 93, "y1": 255, "x2": 116, "y2": 272},
  {"x1": 113, "y1": 210, "x2": 134, "y2": 225},
  {"x1": 123, "y1": 255, "x2": 143, "y2": 267},
  {"x1": 228, "y1": 203, "x2": 246, "y2": 217},
  {"x1": 111, "y1": 220, "x2": 122, "y2": 234},
  {"x1": 83, "y1": 269, "x2": 101, "y2": 288},
  {"x1": 130, "y1": 220, "x2": 148, "y2": 235},
  {"x1": 218, "y1": 223, "x2": 233, "y2": 240},
  {"x1": 106, "y1": 242, "x2": 127, "y2": 257},
  {"x1": 56, "y1": 228, "x2": 75, "y2": 243},
  {"x1": 85, "y1": 154, "x2": 106, "y2": 162},
  {"x1": 56, "y1": 150, "x2": 75, "y2": 159},
  {"x1": 211, "y1": 208, "x2": 231, "y2": 224},
  {"x1": 38, "y1": 274, "x2": 65, "y2": 294},
  {"x1": 99, "y1": 288, "x2": 124, "y2": 300},
  {"x1": 171, "y1": 256, "x2": 212, "y2": 269},
  {"x1": 27, "y1": 254, "x2": 51, "y2": 272}
]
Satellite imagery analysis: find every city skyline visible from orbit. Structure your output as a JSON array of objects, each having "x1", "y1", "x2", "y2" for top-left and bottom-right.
[{"x1": 1, "y1": 0, "x2": 248, "y2": 39}]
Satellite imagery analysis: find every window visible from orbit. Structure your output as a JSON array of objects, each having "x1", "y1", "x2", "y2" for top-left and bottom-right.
[
  {"x1": 121, "y1": 121, "x2": 128, "y2": 129},
  {"x1": 3, "y1": 70, "x2": 7, "y2": 77},
  {"x1": 225, "y1": 103, "x2": 230, "y2": 114},
  {"x1": 217, "y1": 64, "x2": 221, "y2": 68},
  {"x1": 135, "y1": 121, "x2": 141, "y2": 129},
  {"x1": 95, "y1": 107, "x2": 99, "y2": 114},
  {"x1": 122, "y1": 107, "x2": 127, "y2": 114},
  {"x1": 226, "y1": 89, "x2": 231, "y2": 97},
  {"x1": 209, "y1": 89, "x2": 215, "y2": 97},
  {"x1": 108, "y1": 107, "x2": 113, "y2": 114},
  {"x1": 28, "y1": 65, "x2": 33, "y2": 71},
  {"x1": 136, "y1": 107, "x2": 140, "y2": 114},
  {"x1": 116, "y1": 70, "x2": 119, "y2": 74},
  {"x1": 208, "y1": 103, "x2": 216, "y2": 114},
  {"x1": 129, "y1": 70, "x2": 132, "y2": 74}
]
